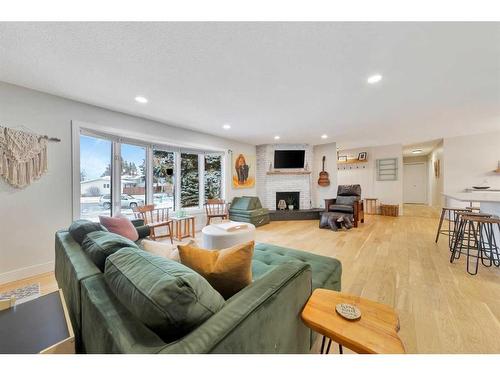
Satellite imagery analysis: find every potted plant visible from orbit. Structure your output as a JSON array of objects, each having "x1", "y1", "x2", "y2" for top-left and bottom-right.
[{"x1": 287, "y1": 197, "x2": 295, "y2": 210}]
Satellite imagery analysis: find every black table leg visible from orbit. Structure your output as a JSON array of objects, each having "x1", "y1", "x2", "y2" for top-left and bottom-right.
[
  {"x1": 320, "y1": 336, "x2": 326, "y2": 354},
  {"x1": 326, "y1": 339, "x2": 332, "y2": 354},
  {"x1": 339, "y1": 344, "x2": 343, "y2": 354}
]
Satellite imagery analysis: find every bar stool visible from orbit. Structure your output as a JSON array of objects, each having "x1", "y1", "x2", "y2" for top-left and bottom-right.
[
  {"x1": 449, "y1": 211, "x2": 492, "y2": 252},
  {"x1": 450, "y1": 214, "x2": 500, "y2": 275},
  {"x1": 435, "y1": 207, "x2": 477, "y2": 248}
]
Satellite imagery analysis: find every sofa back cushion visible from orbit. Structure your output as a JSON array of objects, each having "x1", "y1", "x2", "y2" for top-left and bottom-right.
[
  {"x1": 81, "y1": 231, "x2": 139, "y2": 271},
  {"x1": 68, "y1": 219, "x2": 108, "y2": 245},
  {"x1": 230, "y1": 196, "x2": 263, "y2": 210},
  {"x1": 104, "y1": 247, "x2": 225, "y2": 342}
]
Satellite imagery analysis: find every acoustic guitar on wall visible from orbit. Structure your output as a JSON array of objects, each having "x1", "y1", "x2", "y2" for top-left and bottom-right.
[{"x1": 318, "y1": 156, "x2": 330, "y2": 186}]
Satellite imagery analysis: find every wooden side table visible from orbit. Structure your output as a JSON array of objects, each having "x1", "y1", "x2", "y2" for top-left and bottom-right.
[
  {"x1": 0, "y1": 289, "x2": 75, "y2": 354},
  {"x1": 364, "y1": 198, "x2": 378, "y2": 215},
  {"x1": 171, "y1": 215, "x2": 195, "y2": 241},
  {"x1": 301, "y1": 289, "x2": 405, "y2": 354}
]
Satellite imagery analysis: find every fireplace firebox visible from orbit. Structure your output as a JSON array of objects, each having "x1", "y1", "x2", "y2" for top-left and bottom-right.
[{"x1": 276, "y1": 192, "x2": 300, "y2": 210}]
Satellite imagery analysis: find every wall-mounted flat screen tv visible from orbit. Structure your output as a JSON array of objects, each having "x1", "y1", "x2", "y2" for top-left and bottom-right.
[{"x1": 274, "y1": 150, "x2": 305, "y2": 169}]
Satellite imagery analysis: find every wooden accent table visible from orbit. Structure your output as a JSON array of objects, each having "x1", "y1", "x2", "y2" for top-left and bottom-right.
[
  {"x1": 301, "y1": 289, "x2": 405, "y2": 354},
  {"x1": 364, "y1": 198, "x2": 378, "y2": 215},
  {"x1": 171, "y1": 215, "x2": 195, "y2": 241}
]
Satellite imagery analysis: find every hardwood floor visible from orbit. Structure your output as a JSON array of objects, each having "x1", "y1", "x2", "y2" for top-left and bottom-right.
[
  {"x1": 257, "y1": 204, "x2": 500, "y2": 354},
  {"x1": 2, "y1": 204, "x2": 499, "y2": 353}
]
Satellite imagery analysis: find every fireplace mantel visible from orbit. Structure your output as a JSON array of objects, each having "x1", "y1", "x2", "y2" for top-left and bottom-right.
[{"x1": 266, "y1": 170, "x2": 311, "y2": 175}]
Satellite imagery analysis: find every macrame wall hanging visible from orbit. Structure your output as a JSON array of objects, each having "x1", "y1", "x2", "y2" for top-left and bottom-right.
[{"x1": 0, "y1": 125, "x2": 59, "y2": 188}]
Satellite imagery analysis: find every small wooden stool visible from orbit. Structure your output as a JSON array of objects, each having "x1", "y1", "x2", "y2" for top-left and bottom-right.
[
  {"x1": 364, "y1": 198, "x2": 378, "y2": 215},
  {"x1": 171, "y1": 215, "x2": 195, "y2": 241}
]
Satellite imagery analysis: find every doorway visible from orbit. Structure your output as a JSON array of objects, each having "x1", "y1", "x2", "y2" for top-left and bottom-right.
[{"x1": 403, "y1": 162, "x2": 427, "y2": 204}]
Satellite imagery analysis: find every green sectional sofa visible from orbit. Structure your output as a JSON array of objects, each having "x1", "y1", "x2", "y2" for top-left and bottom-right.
[
  {"x1": 229, "y1": 196, "x2": 270, "y2": 227},
  {"x1": 54, "y1": 224, "x2": 341, "y2": 354}
]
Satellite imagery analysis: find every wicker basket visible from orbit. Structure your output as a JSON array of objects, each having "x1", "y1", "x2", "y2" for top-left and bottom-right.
[{"x1": 380, "y1": 204, "x2": 399, "y2": 217}]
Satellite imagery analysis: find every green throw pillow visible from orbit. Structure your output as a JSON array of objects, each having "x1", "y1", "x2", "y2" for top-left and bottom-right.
[
  {"x1": 81, "y1": 231, "x2": 139, "y2": 271},
  {"x1": 104, "y1": 247, "x2": 226, "y2": 342},
  {"x1": 69, "y1": 219, "x2": 108, "y2": 245}
]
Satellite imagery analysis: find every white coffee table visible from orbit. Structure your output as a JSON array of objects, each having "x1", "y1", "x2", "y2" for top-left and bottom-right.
[{"x1": 202, "y1": 221, "x2": 256, "y2": 249}]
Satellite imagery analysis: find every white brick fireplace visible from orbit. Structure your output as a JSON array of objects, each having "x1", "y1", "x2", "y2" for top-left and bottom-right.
[{"x1": 256, "y1": 144, "x2": 314, "y2": 210}]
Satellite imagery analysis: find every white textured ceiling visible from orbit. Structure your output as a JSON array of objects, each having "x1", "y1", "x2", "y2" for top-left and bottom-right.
[{"x1": 0, "y1": 22, "x2": 499, "y2": 147}]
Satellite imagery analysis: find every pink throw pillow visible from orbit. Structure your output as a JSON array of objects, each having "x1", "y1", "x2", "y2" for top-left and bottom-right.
[{"x1": 99, "y1": 215, "x2": 139, "y2": 241}]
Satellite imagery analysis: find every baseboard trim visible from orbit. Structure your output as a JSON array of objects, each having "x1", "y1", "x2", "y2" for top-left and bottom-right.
[{"x1": 0, "y1": 261, "x2": 55, "y2": 285}]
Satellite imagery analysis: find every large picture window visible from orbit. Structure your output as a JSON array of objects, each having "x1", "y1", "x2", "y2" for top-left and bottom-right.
[
  {"x1": 204, "y1": 154, "x2": 222, "y2": 200},
  {"x1": 180, "y1": 153, "x2": 200, "y2": 208},
  {"x1": 76, "y1": 127, "x2": 225, "y2": 220},
  {"x1": 120, "y1": 143, "x2": 147, "y2": 217},
  {"x1": 79, "y1": 134, "x2": 113, "y2": 221},
  {"x1": 153, "y1": 150, "x2": 175, "y2": 210}
]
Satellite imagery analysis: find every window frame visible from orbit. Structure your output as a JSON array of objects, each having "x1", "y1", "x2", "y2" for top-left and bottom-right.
[{"x1": 72, "y1": 121, "x2": 226, "y2": 221}]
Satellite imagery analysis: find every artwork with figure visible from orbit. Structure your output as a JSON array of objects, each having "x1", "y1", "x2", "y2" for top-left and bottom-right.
[{"x1": 232, "y1": 153, "x2": 255, "y2": 188}]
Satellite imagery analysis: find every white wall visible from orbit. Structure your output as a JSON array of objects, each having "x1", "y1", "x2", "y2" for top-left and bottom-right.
[
  {"x1": 312, "y1": 143, "x2": 338, "y2": 208},
  {"x1": 0, "y1": 82, "x2": 255, "y2": 283},
  {"x1": 427, "y1": 141, "x2": 444, "y2": 207},
  {"x1": 444, "y1": 131, "x2": 500, "y2": 193},
  {"x1": 443, "y1": 130, "x2": 500, "y2": 207},
  {"x1": 337, "y1": 144, "x2": 404, "y2": 214}
]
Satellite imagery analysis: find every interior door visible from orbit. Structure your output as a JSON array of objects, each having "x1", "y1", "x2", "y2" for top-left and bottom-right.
[{"x1": 403, "y1": 162, "x2": 427, "y2": 204}]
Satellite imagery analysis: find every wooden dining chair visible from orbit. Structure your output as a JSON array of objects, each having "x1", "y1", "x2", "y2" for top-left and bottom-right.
[
  {"x1": 0, "y1": 296, "x2": 16, "y2": 311},
  {"x1": 133, "y1": 204, "x2": 173, "y2": 243},
  {"x1": 204, "y1": 199, "x2": 229, "y2": 225}
]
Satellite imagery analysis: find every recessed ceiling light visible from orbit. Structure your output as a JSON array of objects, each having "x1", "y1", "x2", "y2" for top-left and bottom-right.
[
  {"x1": 367, "y1": 74, "x2": 383, "y2": 84},
  {"x1": 321, "y1": 134, "x2": 328, "y2": 139},
  {"x1": 134, "y1": 96, "x2": 148, "y2": 104},
  {"x1": 222, "y1": 124, "x2": 231, "y2": 130},
  {"x1": 412, "y1": 149, "x2": 423, "y2": 154},
  {"x1": 274, "y1": 135, "x2": 280, "y2": 140}
]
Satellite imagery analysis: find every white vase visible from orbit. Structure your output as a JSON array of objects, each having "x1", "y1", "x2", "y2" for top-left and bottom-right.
[{"x1": 288, "y1": 205, "x2": 294, "y2": 210}]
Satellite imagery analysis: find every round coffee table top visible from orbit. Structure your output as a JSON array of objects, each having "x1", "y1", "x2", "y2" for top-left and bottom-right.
[{"x1": 202, "y1": 221, "x2": 256, "y2": 237}]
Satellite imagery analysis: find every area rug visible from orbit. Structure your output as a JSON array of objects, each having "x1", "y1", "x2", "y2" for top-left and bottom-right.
[{"x1": 0, "y1": 283, "x2": 41, "y2": 305}]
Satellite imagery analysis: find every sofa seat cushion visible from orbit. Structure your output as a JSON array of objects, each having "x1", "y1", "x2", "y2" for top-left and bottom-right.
[
  {"x1": 228, "y1": 207, "x2": 269, "y2": 218},
  {"x1": 68, "y1": 220, "x2": 108, "y2": 245},
  {"x1": 328, "y1": 204, "x2": 354, "y2": 214},
  {"x1": 81, "y1": 231, "x2": 139, "y2": 272},
  {"x1": 252, "y1": 243, "x2": 341, "y2": 291},
  {"x1": 104, "y1": 248, "x2": 226, "y2": 342}
]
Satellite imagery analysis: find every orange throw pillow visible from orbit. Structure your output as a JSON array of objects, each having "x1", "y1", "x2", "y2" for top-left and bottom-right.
[{"x1": 177, "y1": 241, "x2": 254, "y2": 299}]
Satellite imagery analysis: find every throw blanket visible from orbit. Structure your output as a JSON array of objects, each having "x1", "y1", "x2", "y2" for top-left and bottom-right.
[{"x1": 0, "y1": 126, "x2": 48, "y2": 188}]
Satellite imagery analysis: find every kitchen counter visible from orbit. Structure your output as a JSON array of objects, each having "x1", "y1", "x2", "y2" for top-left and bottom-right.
[{"x1": 444, "y1": 191, "x2": 500, "y2": 203}]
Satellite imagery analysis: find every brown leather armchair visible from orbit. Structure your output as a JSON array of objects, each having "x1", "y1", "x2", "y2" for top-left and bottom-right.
[{"x1": 324, "y1": 184, "x2": 364, "y2": 228}]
